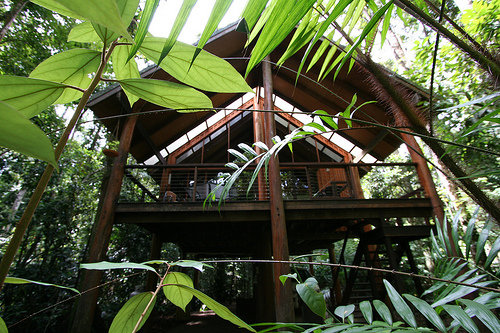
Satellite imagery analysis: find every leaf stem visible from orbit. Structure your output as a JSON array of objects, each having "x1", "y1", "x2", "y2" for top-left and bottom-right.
[
  {"x1": 0, "y1": 40, "x2": 118, "y2": 291},
  {"x1": 132, "y1": 267, "x2": 170, "y2": 333}
]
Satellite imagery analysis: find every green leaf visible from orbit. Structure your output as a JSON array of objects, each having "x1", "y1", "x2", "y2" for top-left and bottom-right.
[
  {"x1": 334, "y1": 0, "x2": 395, "y2": 80},
  {"x1": 304, "y1": 121, "x2": 326, "y2": 133},
  {"x1": 238, "y1": 143, "x2": 258, "y2": 157},
  {"x1": 475, "y1": 221, "x2": 493, "y2": 264},
  {"x1": 92, "y1": 0, "x2": 139, "y2": 46},
  {"x1": 296, "y1": 277, "x2": 326, "y2": 318},
  {"x1": 0, "y1": 76, "x2": 66, "y2": 118},
  {"x1": 43, "y1": 0, "x2": 132, "y2": 41},
  {"x1": 171, "y1": 260, "x2": 213, "y2": 272},
  {"x1": 240, "y1": 0, "x2": 268, "y2": 31},
  {"x1": 67, "y1": 21, "x2": 101, "y2": 43},
  {"x1": 80, "y1": 261, "x2": 157, "y2": 273},
  {"x1": 383, "y1": 280, "x2": 416, "y2": 328},
  {"x1": 158, "y1": 0, "x2": 197, "y2": 65},
  {"x1": 109, "y1": 292, "x2": 156, "y2": 333},
  {"x1": 451, "y1": 210, "x2": 461, "y2": 256},
  {"x1": 127, "y1": 0, "x2": 160, "y2": 61},
  {"x1": 442, "y1": 305, "x2": 480, "y2": 333},
  {"x1": 31, "y1": 0, "x2": 84, "y2": 19},
  {"x1": 359, "y1": 301, "x2": 373, "y2": 324},
  {"x1": 380, "y1": 3, "x2": 394, "y2": 47},
  {"x1": 118, "y1": 78, "x2": 212, "y2": 111},
  {"x1": 334, "y1": 305, "x2": 355, "y2": 322},
  {"x1": 279, "y1": 273, "x2": 298, "y2": 286},
  {"x1": 193, "y1": 0, "x2": 233, "y2": 63},
  {"x1": 298, "y1": 0, "x2": 353, "y2": 78},
  {"x1": 431, "y1": 275, "x2": 490, "y2": 308},
  {"x1": 140, "y1": 37, "x2": 252, "y2": 93},
  {"x1": 313, "y1": 110, "x2": 338, "y2": 130},
  {"x1": 464, "y1": 208, "x2": 478, "y2": 260},
  {"x1": 228, "y1": 148, "x2": 249, "y2": 162},
  {"x1": 403, "y1": 294, "x2": 446, "y2": 332},
  {"x1": 459, "y1": 299, "x2": 500, "y2": 333},
  {"x1": 4, "y1": 276, "x2": 79, "y2": 293},
  {"x1": 253, "y1": 141, "x2": 269, "y2": 151},
  {"x1": 485, "y1": 236, "x2": 500, "y2": 269},
  {"x1": 162, "y1": 272, "x2": 194, "y2": 311},
  {"x1": 171, "y1": 284, "x2": 256, "y2": 331},
  {"x1": 0, "y1": 317, "x2": 7, "y2": 333},
  {"x1": 373, "y1": 300, "x2": 392, "y2": 325},
  {"x1": 0, "y1": 101, "x2": 56, "y2": 166},
  {"x1": 112, "y1": 43, "x2": 140, "y2": 105},
  {"x1": 342, "y1": 94, "x2": 357, "y2": 127},
  {"x1": 30, "y1": 48, "x2": 101, "y2": 104},
  {"x1": 245, "y1": 0, "x2": 316, "y2": 77}
]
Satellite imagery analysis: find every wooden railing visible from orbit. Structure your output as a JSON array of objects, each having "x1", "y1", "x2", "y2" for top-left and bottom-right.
[{"x1": 120, "y1": 162, "x2": 419, "y2": 203}]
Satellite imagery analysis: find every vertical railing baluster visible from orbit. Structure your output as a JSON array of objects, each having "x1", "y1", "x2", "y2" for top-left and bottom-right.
[
  {"x1": 305, "y1": 166, "x2": 312, "y2": 199},
  {"x1": 192, "y1": 167, "x2": 198, "y2": 202}
]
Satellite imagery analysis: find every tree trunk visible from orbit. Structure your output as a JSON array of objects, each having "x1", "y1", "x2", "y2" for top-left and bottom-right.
[{"x1": 0, "y1": 0, "x2": 28, "y2": 43}]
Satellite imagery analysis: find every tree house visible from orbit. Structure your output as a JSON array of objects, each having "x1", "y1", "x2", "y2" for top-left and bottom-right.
[{"x1": 72, "y1": 23, "x2": 443, "y2": 331}]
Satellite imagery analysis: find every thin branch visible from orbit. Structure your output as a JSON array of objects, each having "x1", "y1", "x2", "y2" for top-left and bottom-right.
[{"x1": 202, "y1": 259, "x2": 500, "y2": 293}]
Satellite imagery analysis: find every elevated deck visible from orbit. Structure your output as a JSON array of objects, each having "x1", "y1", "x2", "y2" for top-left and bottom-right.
[{"x1": 114, "y1": 198, "x2": 433, "y2": 255}]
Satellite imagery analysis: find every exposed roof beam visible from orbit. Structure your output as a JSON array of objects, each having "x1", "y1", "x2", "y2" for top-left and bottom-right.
[{"x1": 353, "y1": 129, "x2": 389, "y2": 163}]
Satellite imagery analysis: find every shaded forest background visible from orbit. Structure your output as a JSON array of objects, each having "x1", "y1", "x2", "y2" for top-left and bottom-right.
[{"x1": 0, "y1": 0, "x2": 498, "y2": 331}]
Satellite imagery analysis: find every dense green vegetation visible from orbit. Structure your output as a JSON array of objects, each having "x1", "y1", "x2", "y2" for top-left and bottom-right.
[{"x1": 0, "y1": 0, "x2": 498, "y2": 332}]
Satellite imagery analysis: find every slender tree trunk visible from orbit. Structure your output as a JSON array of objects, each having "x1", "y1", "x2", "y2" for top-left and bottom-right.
[{"x1": 0, "y1": 0, "x2": 28, "y2": 43}]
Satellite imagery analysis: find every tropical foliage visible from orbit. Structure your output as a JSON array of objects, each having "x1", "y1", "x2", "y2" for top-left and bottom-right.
[{"x1": 0, "y1": 0, "x2": 499, "y2": 331}]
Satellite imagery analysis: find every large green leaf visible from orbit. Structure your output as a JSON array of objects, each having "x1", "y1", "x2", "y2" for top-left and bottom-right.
[
  {"x1": 67, "y1": 22, "x2": 101, "y2": 43},
  {"x1": 127, "y1": 0, "x2": 160, "y2": 61},
  {"x1": 432, "y1": 275, "x2": 491, "y2": 307},
  {"x1": 475, "y1": 221, "x2": 493, "y2": 264},
  {"x1": 109, "y1": 292, "x2": 156, "y2": 333},
  {"x1": 0, "y1": 101, "x2": 56, "y2": 166},
  {"x1": 30, "y1": 48, "x2": 101, "y2": 104},
  {"x1": 80, "y1": 261, "x2": 157, "y2": 273},
  {"x1": 373, "y1": 300, "x2": 392, "y2": 325},
  {"x1": 441, "y1": 305, "x2": 480, "y2": 333},
  {"x1": 35, "y1": 0, "x2": 132, "y2": 41},
  {"x1": 383, "y1": 280, "x2": 416, "y2": 328},
  {"x1": 4, "y1": 275, "x2": 78, "y2": 293},
  {"x1": 162, "y1": 272, "x2": 194, "y2": 311},
  {"x1": 93, "y1": 0, "x2": 139, "y2": 46},
  {"x1": 296, "y1": 277, "x2": 326, "y2": 318},
  {"x1": 0, "y1": 317, "x2": 7, "y2": 333},
  {"x1": 140, "y1": 37, "x2": 252, "y2": 93},
  {"x1": 359, "y1": 301, "x2": 373, "y2": 324},
  {"x1": 459, "y1": 299, "x2": 500, "y2": 333},
  {"x1": 245, "y1": 0, "x2": 316, "y2": 77},
  {"x1": 0, "y1": 76, "x2": 67, "y2": 118},
  {"x1": 240, "y1": 0, "x2": 269, "y2": 31},
  {"x1": 170, "y1": 284, "x2": 256, "y2": 332},
  {"x1": 118, "y1": 78, "x2": 213, "y2": 110},
  {"x1": 403, "y1": 294, "x2": 446, "y2": 332},
  {"x1": 193, "y1": 0, "x2": 233, "y2": 63},
  {"x1": 334, "y1": 0, "x2": 395, "y2": 80},
  {"x1": 112, "y1": 43, "x2": 140, "y2": 105},
  {"x1": 334, "y1": 305, "x2": 355, "y2": 322},
  {"x1": 157, "y1": 0, "x2": 197, "y2": 65},
  {"x1": 485, "y1": 236, "x2": 500, "y2": 269},
  {"x1": 31, "y1": 0, "x2": 84, "y2": 19}
]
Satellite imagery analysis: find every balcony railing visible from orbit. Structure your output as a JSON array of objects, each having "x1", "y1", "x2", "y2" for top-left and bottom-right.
[{"x1": 119, "y1": 162, "x2": 419, "y2": 203}]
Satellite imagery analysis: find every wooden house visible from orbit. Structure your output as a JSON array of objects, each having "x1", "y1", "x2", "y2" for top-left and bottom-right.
[{"x1": 72, "y1": 23, "x2": 443, "y2": 330}]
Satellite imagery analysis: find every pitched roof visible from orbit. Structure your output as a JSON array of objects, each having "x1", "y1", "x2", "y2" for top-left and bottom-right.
[{"x1": 88, "y1": 22, "x2": 427, "y2": 164}]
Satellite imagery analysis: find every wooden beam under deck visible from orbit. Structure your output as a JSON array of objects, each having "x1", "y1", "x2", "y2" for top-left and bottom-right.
[{"x1": 115, "y1": 198, "x2": 433, "y2": 224}]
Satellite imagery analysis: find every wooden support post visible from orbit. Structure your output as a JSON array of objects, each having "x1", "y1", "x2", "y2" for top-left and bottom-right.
[
  {"x1": 145, "y1": 233, "x2": 162, "y2": 291},
  {"x1": 253, "y1": 90, "x2": 267, "y2": 200},
  {"x1": 401, "y1": 133, "x2": 444, "y2": 222},
  {"x1": 69, "y1": 103, "x2": 140, "y2": 333},
  {"x1": 262, "y1": 56, "x2": 294, "y2": 323},
  {"x1": 328, "y1": 245, "x2": 342, "y2": 306},
  {"x1": 400, "y1": 133, "x2": 457, "y2": 256}
]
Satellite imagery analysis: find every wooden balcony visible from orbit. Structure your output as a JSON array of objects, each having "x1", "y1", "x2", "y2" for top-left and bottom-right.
[{"x1": 115, "y1": 162, "x2": 433, "y2": 255}]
